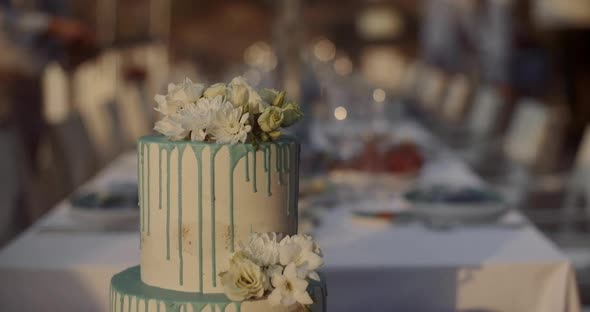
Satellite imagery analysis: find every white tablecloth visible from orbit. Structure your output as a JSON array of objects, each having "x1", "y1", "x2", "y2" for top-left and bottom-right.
[{"x1": 0, "y1": 123, "x2": 581, "y2": 312}]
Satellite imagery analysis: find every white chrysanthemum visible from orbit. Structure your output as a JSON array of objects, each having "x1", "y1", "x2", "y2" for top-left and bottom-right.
[
  {"x1": 174, "y1": 97, "x2": 217, "y2": 141},
  {"x1": 229, "y1": 76, "x2": 267, "y2": 114},
  {"x1": 279, "y1": 235, "x2": 324, "y2": 281},
  {"x1": 209, "y1": 101, "x2": 251, "y2": 144},
  {"x1": 268, "y1": 263, "x2": 313, "y2": 307},
  {"x1": 154, "y1": 116, "x2": 188, "y2": 141},
  {"x1": 154, "y1": 77, "x2": 205, "y2": 116},
  {"x1": 240, "y1": 232, "x2": 284, "y2": 267}
]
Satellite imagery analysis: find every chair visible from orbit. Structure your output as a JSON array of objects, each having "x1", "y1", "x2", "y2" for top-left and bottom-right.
[
  {"x1": 417, "y1": 66, "x2": 447, "y2": 113},
  {"x1": 441, "y1": 74, "x2": 472, "y2": 125},
  {"x1": 475, "y1": 99, "x2": 554, "y2": 206},
  {"x1": 561, "y1": 125, "x2": 590, "y2": 233},
  {"x1": 49, "y1": 110, "x2": 99, "y2": 189}
]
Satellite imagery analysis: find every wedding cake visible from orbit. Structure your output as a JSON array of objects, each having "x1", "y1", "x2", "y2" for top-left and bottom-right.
[{"x1": 110, "y1": 77, "x2": 327, "y2": 312}]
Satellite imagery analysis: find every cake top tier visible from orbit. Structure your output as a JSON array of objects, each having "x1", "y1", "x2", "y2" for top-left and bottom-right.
[{"x1": 153, "y1": 76, "x2": 303, "y2": 146}]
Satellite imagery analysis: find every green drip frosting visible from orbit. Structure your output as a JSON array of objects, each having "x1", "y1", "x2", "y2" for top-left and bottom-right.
[
  {"x1": 189, "y1": 145, "x2": 206, "y2": 292},
  {"x1": 252, "y1": 150, "x2": 257, "y2": 193},
  {"x1": 177, "y1": 144, "x2": 187, "y2": 286},
  {"x1": 265, "y1": 146, "x2": 272, "y2": 196},
  {"x1": 245, "y1": 152, "x2": 250, "y2": 182},
  {"x1": 208, "y1": 145, "x2": 222, "y2": 287},
  {"x1": 147, "y1": 143, "x2": 151, "y2": 235},
  {"x1": 276, "y1": 143, "x2": 283, "y2": 185}
]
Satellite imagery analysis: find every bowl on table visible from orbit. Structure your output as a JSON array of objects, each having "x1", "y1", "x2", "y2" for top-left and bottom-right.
[
  {"x1": 69, "y1": 182, "x2": 139, "y2": 226},
  {"x1": 404, "y1": 186, "x2": 509, "y2": 225}
]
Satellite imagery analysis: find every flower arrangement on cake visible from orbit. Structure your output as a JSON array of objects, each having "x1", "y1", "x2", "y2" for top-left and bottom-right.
[
  {"x1": 154, "y1": 77, "x2": 303, "y2": 145},
  {"x1": 219, "y1": 232, "x2": 324, "y2": 311}
]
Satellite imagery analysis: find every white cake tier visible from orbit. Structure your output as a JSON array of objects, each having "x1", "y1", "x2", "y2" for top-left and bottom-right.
[
  {"x1": 137, "y1": 136, "x2": 299, "y2": 293},
  {"x1": 110, "y1": 266, "x2": 326, "y2": 312}
]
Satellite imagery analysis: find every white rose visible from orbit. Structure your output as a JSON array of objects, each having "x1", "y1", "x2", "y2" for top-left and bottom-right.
[
  {"x1": 167, "y1": 78, "x2": 205, "y2": 103},
  {"x1": 203, "y1": 83, "x2": 227, "y2": 99},
  {"x1": 155, "y1": 78, "x2": 205, "y2": 116},
  {"x1": 229, "y1": 84, "x2": 249, "y2": 108},
  {"x1": 229, "y1": 76, "x2": 267, "y2": 114},
  {"x1": 257, "y1": 106, "x2": 284, "y2": 132},
  {"x1": 154, "y1": 116, "x2": 188, "y2": 141},
  {"x1": 220, "y1": 253, "x2": 268, "y2": 301}
]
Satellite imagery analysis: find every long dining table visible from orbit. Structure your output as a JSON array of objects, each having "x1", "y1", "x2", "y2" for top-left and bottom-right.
[{"x1": 0, "y1": 121, "x2": 581, "y2": 312}]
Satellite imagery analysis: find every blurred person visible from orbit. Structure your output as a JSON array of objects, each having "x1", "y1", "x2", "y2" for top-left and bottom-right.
[{"x1": 0, "y1": 0, "x2": 94, "y2": 244}]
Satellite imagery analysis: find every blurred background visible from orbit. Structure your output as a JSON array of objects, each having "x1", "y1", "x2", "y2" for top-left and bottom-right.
[{"x1": 1, "y1": 0, "x2": 590, "y2": 310}]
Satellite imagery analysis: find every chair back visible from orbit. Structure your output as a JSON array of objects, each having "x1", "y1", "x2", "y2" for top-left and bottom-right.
[
  {"x1": 441, "y1": 74, "x2": 471, "y2": 123},
  {"x1": 466, "y1": 86, "x2": 504, "y2": 137},
  {"x1": 503, "y1": 99, "x2": 549, "y2": 167}
]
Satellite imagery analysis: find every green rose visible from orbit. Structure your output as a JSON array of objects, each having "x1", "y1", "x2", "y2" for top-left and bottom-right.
[
  {"x1": 230, "y1": 84, "x2": 249, "y2": 108},
  {"x1": 257, "y1": 106, "x2": 284, "y2": 132},
  {"x1": 268, "y1": 130, "x2": 281, "y2": 140},
  {"x1": 203, "y1": 83, "x2": 226, "y2": 98},
  {"x1": 260, "y1": 88, "x2": 278, "y2": 105},
  {"x1": 280, "y1": 102, "x2": 303, "y2": 127},
  {"x1": 259, "y1": 88, "x2": 286, "y2": 107}
]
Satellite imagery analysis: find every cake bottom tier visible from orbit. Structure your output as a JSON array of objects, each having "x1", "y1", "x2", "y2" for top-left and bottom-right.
[{"x1": 110, "y1": 266, "x2": 327, "y2": 312}]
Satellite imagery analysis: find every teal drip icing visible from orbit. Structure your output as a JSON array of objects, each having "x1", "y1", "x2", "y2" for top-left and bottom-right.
[
  {"x1": 294, "y1": 144, "x2": 301, "y2": 229},
  {"x1": 157, "y1": 301, "x2": 160, "y2": 312},
  {"x1": 208, "y1": 145, "x2": 222, "y2": 288},
  {"x1": 266, "y1": 146, "x2": 272, "y2": 196},
  {"x1": 276, "y1": 143, "x2": 283, "y2": 185},
  {"x1": 284, "y1": 144, "x2": 291, "y2": 171},
  {"x1": 228, "y1": 144, "x2": 254, "y2": 252},
  {"x1": 263, "y1": 146, "x2": 268, "y2": 172},
  {"x1": 119, "y1": 294, "x2": 123, "y2": 312},
  {"x1": 135, "y1": 296, "x2": 139, "y2": 312},
  {"x1": 147, "y1": 143, "x2": 151, "y2": 235},
  {"x1": 286, "y1": 144, "x2": 291, "y2": 216},
  {"x1": 245, "y1": 152, "x2": 250, "y2": 182},
  {"x1": 164, "y1": 146, "x2": 174, "y2": 260},
  {"x1": 189, "y1": 145, "x2": 206, "y2": 292},
  {"x1": 252, "y1": 150, "x2": 257, "y2": 193},
  {"x1": 190, "y1": 303, "x2": 207, "y2": 312},
  {"x1": 144, "y1": 298, "x2": 148, "y2": 312},
  {"x1": 177, "y1": 144, "x2": 187, "y2": 286},
  {"x1": 127, "y1": 295, "x2": 131, "y2": 312}
]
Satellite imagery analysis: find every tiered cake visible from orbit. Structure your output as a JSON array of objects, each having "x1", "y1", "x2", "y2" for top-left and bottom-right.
[{"x1": 110, "y1": 77, "x2": 327, "y2": 312}]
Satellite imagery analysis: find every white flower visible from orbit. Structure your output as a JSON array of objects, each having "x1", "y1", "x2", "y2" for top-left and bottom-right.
[
  {"x1": 265, "y1": 264, "x2": 284, "y2": 290},
  {"x1": 154, "y1": 116, "x2": 188, "y2": 141},
  {"x1": 240, "y1": 232, "x2": 284, "y2": 267},
  {"x1": 209, "y1": 101, "x2": 251, "y2": 144},
  {"x1": 220, "y1": 253, "x2": 268, "y2": 301},
  {"x1": 229, "y1": 76, "x2": 267, "y2": 114},
  {"x1": 228, "y1": 83, "x2": 249, "y2": 108},
  {"x1": 268, "y1": 263, "x2": 313, "y2": 307},
  {"x1": 203, "y1": 83, "x2": 227, "y2": 99},
  {"x1": 258, "y1": 106, "x2": 284, "y2": 132},
  {"x1": 279, "y1": 235, "x2": 324, "y2": 281},
  {"x1": 154, "y1": 78, "x2": 205, "y2": 116},
  {"x1": 174, "y1": 97, "x2": 218, "y2": 141}
]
